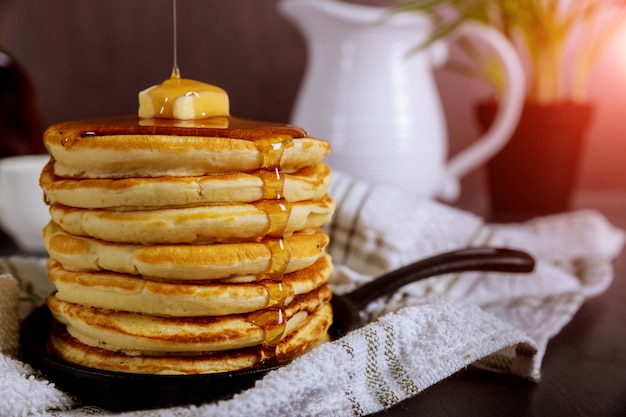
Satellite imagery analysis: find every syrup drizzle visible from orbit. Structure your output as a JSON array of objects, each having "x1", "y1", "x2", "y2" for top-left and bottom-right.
[
  {"x1": 172, "y1": 0, "x2": 179, "y2": 79},
  {"x1": 249, "y1": 309, "x2": 285, "y2": 347},
  {"x1": 262, "y1": 280, "x2": 295, "y2": 308},
  {"x1": 256, "y1": 200, "x2": 292, "y2": 238},
  {"x1": 250, "y1": 231, "x2": 292, "y2": 357},
  {"x1": 254, "y1": 135, "x2": 294, "y2": 170},
  {"x1": 251, "y1": 137, "x2": 294, "y2": 358},
  {"x1": 262, "y1": 238, "x2": 292, "y2": 280},
  {"x1": 259, "y1": 167, "x2": 285, "y2": 200}
]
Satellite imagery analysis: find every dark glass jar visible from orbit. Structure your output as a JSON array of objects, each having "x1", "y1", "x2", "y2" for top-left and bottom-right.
[{"x1": 0, "y1": 49, "x2": 45, "y2": 158}]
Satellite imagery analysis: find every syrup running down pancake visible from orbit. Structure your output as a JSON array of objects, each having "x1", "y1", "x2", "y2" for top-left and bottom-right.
[
  {"x1": 48, "y1": 195, "x2": 335, "y2": 244},
  {"x1": 43, "y1": 222, "x2": 329, "y2": 281},
  {"x1": 40, "y1": 161, "x2": 332, "y2": 208},
  {"x1": 46, "y1": 284, "x2": 332, "y2": 355},
  {"x1": 48, "y1": 303, "x2": 332, "y2": 375},
  {"x1": 44, "y1": 116, "x2": 331, "y2": 178},
  {"x1": 48, "y1": 254, "x2": 332, "y2": 317}
]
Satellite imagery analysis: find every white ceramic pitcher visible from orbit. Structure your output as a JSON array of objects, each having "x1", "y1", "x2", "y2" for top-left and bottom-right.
[{"x1": 279, "y1": 0, "x2": 525, "y2": 200}]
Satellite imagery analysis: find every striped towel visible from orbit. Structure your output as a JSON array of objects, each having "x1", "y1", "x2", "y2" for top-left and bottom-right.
[{"x1": 1, "y1": 172, "x2": 624, "y2": 417}]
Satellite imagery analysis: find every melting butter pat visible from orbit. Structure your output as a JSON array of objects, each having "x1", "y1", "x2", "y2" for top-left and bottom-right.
[{"x1": 138, "y1": 76, "x2": 229, "y2": 120}]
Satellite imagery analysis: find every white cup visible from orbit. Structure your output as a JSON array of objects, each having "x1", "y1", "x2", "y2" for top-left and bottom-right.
[{"x1": 0, "y1": 154, "x2": 50, "y2": 252}]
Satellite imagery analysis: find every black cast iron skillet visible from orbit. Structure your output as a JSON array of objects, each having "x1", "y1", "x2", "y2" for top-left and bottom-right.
[{"x1": 19, "y1": 247, "x2": 534, "y2": 411}]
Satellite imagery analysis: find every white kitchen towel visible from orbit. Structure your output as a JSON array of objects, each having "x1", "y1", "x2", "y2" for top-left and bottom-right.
[
  {"x1": 0, "y1": 171, "x2": 624, "y2": 417},
  {"x1": 0, "y1": 259, "x2": 73, "y2": 417}
]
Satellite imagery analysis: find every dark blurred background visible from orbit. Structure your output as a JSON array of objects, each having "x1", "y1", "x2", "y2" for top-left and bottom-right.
[{"x1": 1, "y1": 0, "x2": 625, "y2": 215}]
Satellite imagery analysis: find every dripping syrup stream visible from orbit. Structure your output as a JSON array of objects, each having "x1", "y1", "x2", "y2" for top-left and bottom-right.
[
  {"x1": 252, "y1": 137, "x2": 294, "y2": 359},
  {"x1": 171, "y1": 0, "x2": 180, "y2": 79}
]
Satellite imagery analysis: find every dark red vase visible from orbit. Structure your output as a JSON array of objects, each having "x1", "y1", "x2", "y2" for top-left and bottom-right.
[{"x1": 476, "y1": 101, "x2": 593, "y2": 222}]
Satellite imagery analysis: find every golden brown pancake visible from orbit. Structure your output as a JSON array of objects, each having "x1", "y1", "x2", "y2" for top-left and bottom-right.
[
  {"x1": 48, "y1": 302, "x2": 332, "y2": 374},
  {"x1": 48, "y1": 321, "x2": 260, "y2": 374},
  {"x1": 43, "y1": 222, "x2": 329, "y2": 280},
  {"x1": 48, "y1": 254, "x2": 332, "y2": 316},
  {"x1": 46, "y1": 285, "x2": 331, "y2": 354},
  {"x1": 48, "y1": 195, "x2": 335, "y2": 244},
  {"x1": 40, "y1": 160, "x2": 332, "y2": 208},
  {"x1": 44, "y1": 116, "x2": 331, "y2": 178}
]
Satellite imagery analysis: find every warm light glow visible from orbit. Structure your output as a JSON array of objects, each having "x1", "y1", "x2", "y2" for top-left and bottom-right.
[
  {"x1": 579, "y1": 20, "x2": 626, "y2": 191},
  {"x1": 614, "y1": 27, "x2": 626, "y2": 73}
]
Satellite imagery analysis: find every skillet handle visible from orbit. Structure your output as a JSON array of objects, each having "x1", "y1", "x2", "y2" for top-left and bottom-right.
[{"x1": 343, "y1": 247, "x2": 534, "y2": 312}]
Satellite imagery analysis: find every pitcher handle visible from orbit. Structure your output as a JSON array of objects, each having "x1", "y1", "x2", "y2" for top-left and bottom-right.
[{"x1": 438, "y1": 21, "x2": 525, "y2": 201}]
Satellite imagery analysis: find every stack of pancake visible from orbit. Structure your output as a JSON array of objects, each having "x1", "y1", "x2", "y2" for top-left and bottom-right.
[{"x1": 39, "y1": 81, "x2": 335, "y2": 375}]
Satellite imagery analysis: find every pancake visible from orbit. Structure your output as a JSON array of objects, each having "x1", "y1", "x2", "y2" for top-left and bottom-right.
[
  {"x1": 48, "y1": 254, "x2": 332, "y2": 316},
  {"x1": 40, "y1": 160, "x2": 332, "y2": 208},
  {"x1": 48, "y1": 303, "x2": 332, "y2": 374},
  {"x1": 46, "y1": 284, "x2": 332, "y2": 354},
  {"x1": 43, "y1": 222, "x2": 329, "y2": 280},
  {"x1": 44, "y1": 116, "x2": 331, "y2": 178},
  {"x1": 48, "y1": 321, "x2": 260, "y2": 375},
  {"x1": 48, "y1": 195, "x2": 335, "y2": 244}
]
